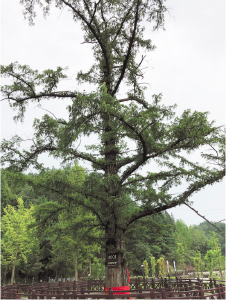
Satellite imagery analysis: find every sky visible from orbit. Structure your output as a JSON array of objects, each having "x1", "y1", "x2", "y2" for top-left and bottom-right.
[{"x1": 1, "y1": 0, "x2": 225, "y2": 227}]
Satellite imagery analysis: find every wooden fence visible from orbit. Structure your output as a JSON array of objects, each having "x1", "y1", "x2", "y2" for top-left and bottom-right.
[
  {"x1": 1, "y1": 278, "x2": 225, "y2": 299},
  {"x1": 129, "y1": 277, "x2": 225, "y2": 290}
]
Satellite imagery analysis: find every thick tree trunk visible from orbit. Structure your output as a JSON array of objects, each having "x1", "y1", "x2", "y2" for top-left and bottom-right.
[
  {"x1": 105, "y1": 231, "x2": 128, "y2": 288},
  {"x1": 74, "y1": 243, "x2": 78, "y2": 281}
]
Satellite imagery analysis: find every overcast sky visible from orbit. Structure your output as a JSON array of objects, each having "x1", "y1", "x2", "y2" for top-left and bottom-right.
[{"x1": 1, "y1": 0, "x2": 225, "y2": 227}]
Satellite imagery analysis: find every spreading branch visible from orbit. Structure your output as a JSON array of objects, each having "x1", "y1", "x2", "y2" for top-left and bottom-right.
[{"x1": 184, "y1": 203, "x2": 222, "y2": 232}]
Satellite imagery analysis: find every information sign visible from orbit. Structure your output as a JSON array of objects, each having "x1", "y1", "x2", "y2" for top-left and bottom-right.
[{"x1": 107, "y1": 253, "x2": 118, "y2": 268}]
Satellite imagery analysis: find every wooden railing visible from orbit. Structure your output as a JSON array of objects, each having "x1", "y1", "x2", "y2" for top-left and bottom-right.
[{"x1": 1, "y1": 278, "x2": 225, "y2": 299}]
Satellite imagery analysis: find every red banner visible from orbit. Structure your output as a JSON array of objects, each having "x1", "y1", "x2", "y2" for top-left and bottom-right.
[
  {"x1": 105, "y1": 285, "x2": 131, "y2": 294},
  {"x1": 127, "y1": 268, "x2": 130, "y2": 283}
]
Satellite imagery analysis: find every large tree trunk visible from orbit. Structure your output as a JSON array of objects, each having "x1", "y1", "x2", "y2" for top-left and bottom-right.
[{"x1": 105, "y1": 231, "x2": 128, "y2": 288}]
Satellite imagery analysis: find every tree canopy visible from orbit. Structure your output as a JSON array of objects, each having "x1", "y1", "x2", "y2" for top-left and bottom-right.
[{"x1": 1, "y1": 0, "x2": 225, "y2": 287}]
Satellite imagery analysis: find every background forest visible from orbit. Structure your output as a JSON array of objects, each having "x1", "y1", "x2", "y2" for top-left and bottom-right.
[{"x1": 1, "y1": 166, "x2": 225, "y2": 284}]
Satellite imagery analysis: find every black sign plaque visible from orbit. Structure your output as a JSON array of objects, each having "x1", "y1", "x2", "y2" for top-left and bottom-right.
[{"x1": 107, "y1": 252, "x2": 118, "y2": 268}]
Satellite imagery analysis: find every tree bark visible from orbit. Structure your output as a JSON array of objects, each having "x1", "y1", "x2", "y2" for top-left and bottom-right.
[
  {"x1": 105, "y1": 231, "x2": 128, "y2": 288},
  {"x1": 74, "y1": 243, "x2": 78, "y2": 281}
]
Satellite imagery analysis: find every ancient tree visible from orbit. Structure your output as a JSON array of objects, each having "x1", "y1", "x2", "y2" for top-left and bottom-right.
[{"x1": 1, "y1": 0, "x2": 224, "y2": 287}]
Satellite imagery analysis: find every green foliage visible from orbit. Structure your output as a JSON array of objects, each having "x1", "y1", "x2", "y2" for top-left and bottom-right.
[
  {"x1": 175, "y1": 220, "x2": 191, "y2": 248},
  {"x1": 1, "y1": 198, "x2": 40, "y2": 283},
  {"x1": 209, "y1": 232, "x2": 224, "y2": 276},
  {"x1": 143, "y1": 260, "x2": 149, "y2": 277},
  {"x1": 195, "y1": 222, "x2": 225, "y2": 254},
  {"x1": 91, "y1": 257, "x2": 105, "y2": 280},
  {"x1": 125, "y1": 212, "x2": 176, "y2": 274},
  {"x1": 193, "y1": 252, "x2": 201, "y2": 276},
  {"x1": 189, "y1": 226, "x2": 208, "y2": 254},
  {"x1": 1, "y1": 168, "x2": 225, "y2": 280},
  {"x1": 157, "y1": 256, "x2": 165, "y2": 277},
  {"x1": 1, "y1": 0, "x2": 225, "y2": 286},
  {"x1": 205, "y1": 250, "x2": 214, "y2": 278},
  {"x1": 150, "y1": 257, "x2": 157, "y2": 277},
  {"x1": 1, "y1": 169, "x2": 17, "y2": 214},
  {"x1": 177, "y1": 243, "x2": 185, "y2": 271}
]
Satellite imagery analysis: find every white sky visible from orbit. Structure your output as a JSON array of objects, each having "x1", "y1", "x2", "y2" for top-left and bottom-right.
[{"x1": 0, "y1": 0, "x2": 225, "y2": 227}]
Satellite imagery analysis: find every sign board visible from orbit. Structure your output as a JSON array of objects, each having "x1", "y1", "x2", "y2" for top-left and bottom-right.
[
  {"x1": 173, "y1": 261, "x2": 177, "y2": 272},
  {"x1": 166, "y1": 260, "x2": 169, "y2": 274},
  {"x1": 107, "y1": 253, "x2": 118, "y2": 268}
]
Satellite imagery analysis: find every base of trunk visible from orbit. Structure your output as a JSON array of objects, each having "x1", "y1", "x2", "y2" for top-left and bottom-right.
[{"x1": 105, "y1": 236, "x2": 128, "y2": 287}]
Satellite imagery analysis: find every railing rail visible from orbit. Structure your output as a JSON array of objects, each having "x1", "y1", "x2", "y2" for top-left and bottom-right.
[{"x1": 1, "y1": 278, "x2": 225, "y2": 299}]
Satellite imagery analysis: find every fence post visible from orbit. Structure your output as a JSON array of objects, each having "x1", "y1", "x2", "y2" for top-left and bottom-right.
[
  {"x1": 64, "y1": 290, "x2": 69, "y2": 299},
  {"x1": 81, "y1": 286, "x2": 84, "y2": 295},
  {"x1": 138, "y1": 285, "x2": 142, "y2": 299},
  {"x1": 213, "y1": 278, "x2": 217, "y2": 287},
  {"x1": 73, "y1": 280, "x2": 76, "y2": 290},
  {"x1": 164, "y1": 277, "x2": 168, "y2": 288},
  {"x1": 198, "y1": 286, "x2": 204, "y2": 299},
  {"x1": 108, "y1": 287, "x2": 113, "y2": 299},
  {"x1": 88, "y1": 279, "x2": 91, "y2": 291},
  {"x1": 150, "y1": 288, "x2": 155, "y2": 299},
  {"x1": 56, "y1": 287, "x2": 63, "y2": 299},
  {"x1": 179, "y1": 277, "x2": 182, "y2": 287},
  {"x1": 209, "y1": 278, "x2": 213, "y2": 288},
  {"x1": 218, "y1": 284, "x2": 223, "y2": 299},
  {"x1": 144, "y1": 276, "x2": 147, "y2": 289},
  {"x1": 31, "y1": 290, "x2": 37, "y2": 299},
  {"x1": 168, "y1": 286, "x2": 173, "y2": 298},
  {"x1": 222, "y1": 285, "x2": 225, "y2": 299},
  {"x1": 161, "y1": 288, "x2": 166, "y2": 299},
  {"x1": 151, "y1": 278, "x2": 155, "y2": 289}
]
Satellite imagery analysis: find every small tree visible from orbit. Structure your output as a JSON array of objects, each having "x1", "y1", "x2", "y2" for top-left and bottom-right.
[
  {"x1": 209, "y1": 231, "x2": 224, "y2": 277},
  {"x1": 143, "y1": 260, "x2": 149, "y2": 277},
  {"x1": 193, "y1": 251, "x2": 201, "y2": 277},
  {"x1": 157, "y1": 256, "x2": 165, "y2": 277},
  {"x1": 205, "y1": 250, "x2": 214, "y2": 278},
  {"x1": 150, "y1": 257, "x2": 157, "y2": 278},
  {"x1": 177, "y1": 243, "x2": 185, "y2": 273},
  {"x1": 1, "y1": 198, "x2": 38, "y2": 284},
  {"x1": 214, "y1": 247, "x2": 224, "y2": 278}
]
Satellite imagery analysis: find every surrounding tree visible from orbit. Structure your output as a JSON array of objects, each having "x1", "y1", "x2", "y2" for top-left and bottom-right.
[
  {"x1": 193, "y1": 251, "x2": 201, "y2": 277},
  {"x1": 1, "y1": 198, "x2": 39, "y2": 284},
  {"x1": 209, "y1": 232, "x2": 224, "y2": 277},
  {"x1": 143, "y1": 260, "x2": 149, "y2": 277},
  {"x1": 150, "y1": 257, "x2": 157, "y2": 278},
  {"x1": 91, "y1": 257, "x2": 105, "y2": 279},
  {"x1": 195, "y1": 222, "x2": 225, "y2": 254},
  {"x1": 157, "y1": 256, "x2": 165, "y2": 277},
  {"x1": 189, "y1": 226, "x2": 208, "y2": 255},
  {"x1": 1, "y1": 169, "x2": 18, "y2": 213},
  {"x1": 125, "y1": 212, "x2": 176, "y2": 275},
  {"x1": 176, "y1": 243, "x2": 185, "y2": 273},
  {"x1": 1, "y1": 0, "x2": 225, "y2": 287},
  {"x1": 205, "y1": 250, "x2": 214, "y2": 278}
]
